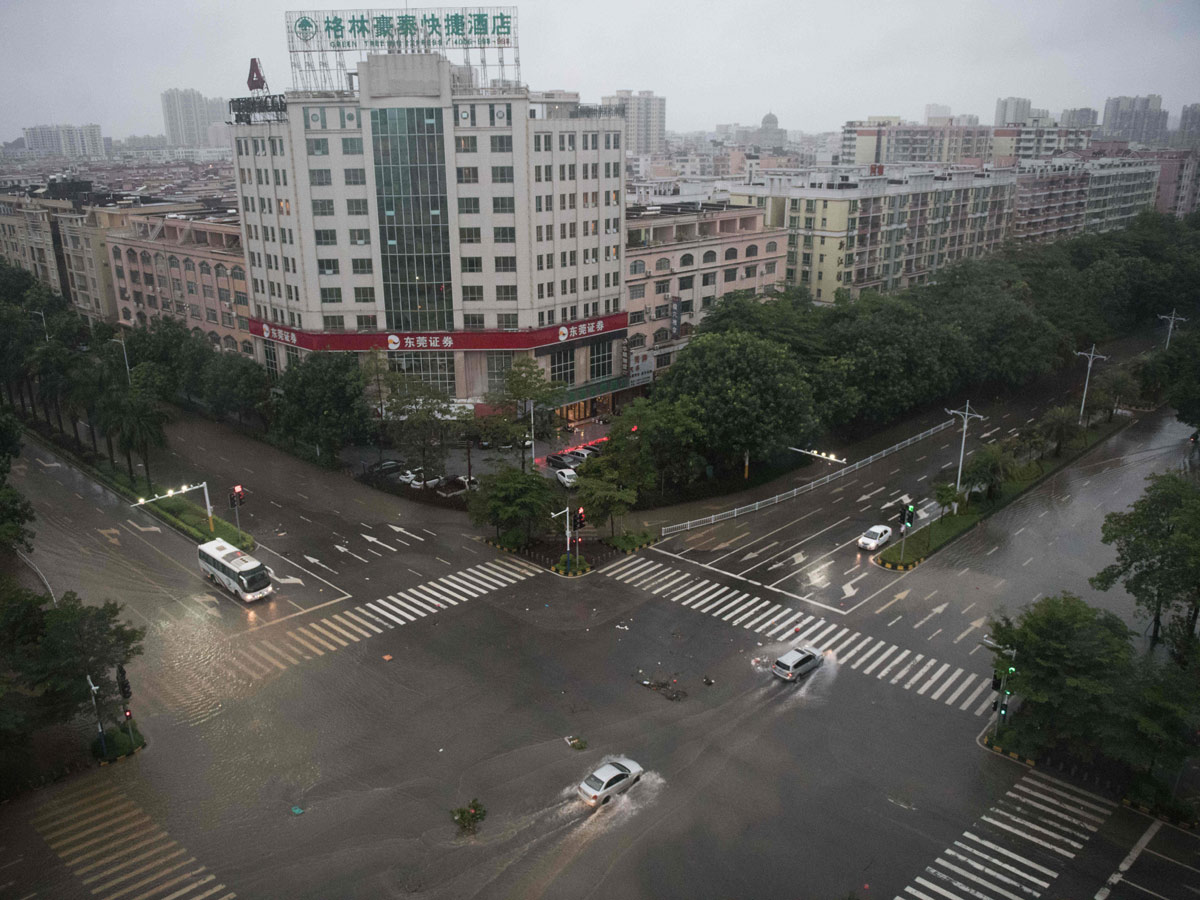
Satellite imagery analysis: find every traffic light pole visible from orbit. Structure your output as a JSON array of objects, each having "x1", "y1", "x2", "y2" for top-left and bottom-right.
[
  {"x1": 551, "y1": 508, "x2": 570, "y2": 568},
  {"x1": 982, "y1": 636, "x2": 1017, "y2": 738},
  {"x1": 86, "y1": 675, "x2": 106, "y2": 758},
  {"x1": 946, "y1": 401, "x2": 984, "y2": 513}
]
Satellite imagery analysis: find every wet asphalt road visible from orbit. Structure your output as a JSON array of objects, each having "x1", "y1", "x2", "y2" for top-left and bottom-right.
[{"x1": 3, "y1": 402, "x2": 1199, "y2": 899}]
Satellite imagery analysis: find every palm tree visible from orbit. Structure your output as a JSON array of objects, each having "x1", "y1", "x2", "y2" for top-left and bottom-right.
[
  {"x1": 94, "y1": 389, "x2": 123, "y2": 470},
  {"x1": 961, "y1": 443, "x2": 1016, "y2": 505},
  {"x1": 1038, "y1": 405, "x2": 1081, "y2": 457},
  {"x1": 114, "y1": 392, "x2": 168, "y2": 492},
  {"x1": 65, "y1": 355, "x2": 104, "y2": 455},
  {"x1": 934, "y1": 482, "x2": 959, "y2": 520}
]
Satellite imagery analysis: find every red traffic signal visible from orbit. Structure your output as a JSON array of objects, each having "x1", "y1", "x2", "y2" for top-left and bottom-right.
[
  {"x1": 124, "y1": 708, "x2": 132, "y2": 720},
  {"x1": 233, "y1": 485, "x2": 243, "y2": 494}
]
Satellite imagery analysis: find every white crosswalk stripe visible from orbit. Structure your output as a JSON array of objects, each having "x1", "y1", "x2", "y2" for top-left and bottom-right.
[{"x1": 893, "y1": 770, "x2": 1117, "y2": 900}]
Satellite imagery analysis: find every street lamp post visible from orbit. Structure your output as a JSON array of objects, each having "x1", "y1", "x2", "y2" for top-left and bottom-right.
[
  {"x1": 550, "y1": 507, "x2": 571, "y2": 567},
  {"x1": 109, "y1": 336, "x2": 131, "y2": 385},
  {"x1": 1159, "y1": 308, "x2": 1187, "y2": 350},
  {"x1": 30, "y1": 310, "x2": 48, "y2": 342},
  {"x1": 134, "y1": 482, "x2": 214, "y2": 533},
  {"x1": 946, "y1": 400, "x2": 984, "y2": 511},
  {"x1": 1074, "y1": 344, "x2": 1108, "y2": 427},
  {"x1": 86, "y1": 675, "x2": 107, "y2": 758}
]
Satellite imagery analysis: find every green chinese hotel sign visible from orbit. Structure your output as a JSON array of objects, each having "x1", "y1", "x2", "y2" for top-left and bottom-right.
[{"x1": 287, "y1": 8, "x2": 517, "y2": 52}]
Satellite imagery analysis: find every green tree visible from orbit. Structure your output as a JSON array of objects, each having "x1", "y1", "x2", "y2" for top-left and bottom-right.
[
  {"x1": 988, "y1": 592, "x2": 1133, "y2": 760},
  {"x1": 485, "y1": 358, "x2": 565, "y2": 472},
  {"x1": 576, "y1": 463, "x2": 638, "y2": 536},
  {"x1": 129, "y1": 360, "x2": 176, "y2": 405},
  {"x1": 1037, "y1": 405, "x2": 1081, "y2": 457},
  {"x1": 360, "y1": 348, "x2": 392, "y2": 462},
  {"x1": 203, "y1": 352, "x2": 269, "y2": 424},
  {"x1": 1091, "y1": 473, "x2": 1200, "y2": 652},
  {"x1": 1103, "y1": 655, "x2": 1200, "y2": 780},
  {"x1": 0, "y1": 578, "x2": 144, "y2": 748},
  {"x1": 113, "y1": 391, "x2": 168, "y2": 492},
  {"x1": 468, "y1": 466, "x2": 554, "y2": 547},
  {"x1": 385, "y1": 374, "x2": 451, "y2": 483},
  {"x1": 0, "y1": 411, "x2": 34, "y2": 554},
  {"x1": 934, "y1": 482, "x2": 959, "y2": 521},
  {"x1": 961, "y1": 443, "x2": 1015, "y2": 504},
  {"x1": 274, "y1": 352, "x2": 370, "y2": 461},
  {"x1": 656, "y1": 332, "x2": 818, "y2": 476}
]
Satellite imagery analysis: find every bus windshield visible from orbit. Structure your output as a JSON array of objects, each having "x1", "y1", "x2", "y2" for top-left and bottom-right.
[{"x1": 239, "y1": 565, "x2": 271, "y2": 592}]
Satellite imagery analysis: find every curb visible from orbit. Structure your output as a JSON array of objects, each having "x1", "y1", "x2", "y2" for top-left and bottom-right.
[
  {"x1": 984, "y1": 742, "x2": 1037, "y2": 767},
  {"x1": 1120, "y1": 798, "x2": 1197, "y2": 829},
  {"x1": 98, "y1": 743, "x2": 146, "y2": 767},
  {"x1": 482, "y1": 537, "x2": 593, "y2": 576},
  {"x1": 878, "y1": 556, "x2": 925, "y2": 571}
]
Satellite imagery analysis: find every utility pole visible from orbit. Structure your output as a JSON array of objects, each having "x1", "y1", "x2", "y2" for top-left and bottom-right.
[
  {"x1": 86, "y1": 675, "x2": 107, "y2": 758},
  {"x1": 109, "y1": 336, "x2": 131, "y2": 385},
  {"x1": 1159, "y1": 308, "x2": 1187, "y2": 350},
  {"x1": 1075, "y1": 344, "x2": 1108, "y2": 426},
  {"x1": 30, "y1": 310, "x2": 48, "y2": 342},
  {"x1": 551, "y1": 507, "x2": 571, "y2": 568},
  {"x1": 529, "y1": 399, "x2": 535, "y2": 469},
  {"x1": 946, "y1": 400, "x2": 984, "y2": 511}
]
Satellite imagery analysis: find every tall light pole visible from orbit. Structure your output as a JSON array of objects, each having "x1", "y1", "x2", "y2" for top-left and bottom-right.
[
  {"x1": 1159, "y1": 308, "x2": 1187, "y2": 350},
  {"x1": 109, "y1": 336, "x2": 131, "y2": 385},
  {"x1": 946, "y1": 400, "x2": 984, "y2": 508},
  {"x1": 30, "y1": 310, "x2": 48, "y2": 342},
  {"x1": 1075, "y1": 344, "x2": 1108, "y2": 426},
  {"x1": 134, "y1": 482, "x2": 215, "y2": 533}
]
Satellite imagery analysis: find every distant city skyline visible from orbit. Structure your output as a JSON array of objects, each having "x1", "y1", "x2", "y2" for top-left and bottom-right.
[{"x1": 2, "y1": 0, "x2": 1198, "y2": 141}]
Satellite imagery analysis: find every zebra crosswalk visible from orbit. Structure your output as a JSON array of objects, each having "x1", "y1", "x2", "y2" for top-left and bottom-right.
[
  {"x1": 601, "y1": 555, "x2": 997, "y2": 717},
  {"x1": 30, "y1": 777, "x2": 237, "y2": 900},
  {"x1": 133, "y1": 557, "x2": 541, "y2": 728},
  {"x1": 894, "y1": 768, "x2": 1118, "y2": 900}
]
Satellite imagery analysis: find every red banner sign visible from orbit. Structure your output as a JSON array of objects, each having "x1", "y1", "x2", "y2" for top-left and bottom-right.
[{"x1": 253, "y1": 312, "x2": 629, "y2": 352}]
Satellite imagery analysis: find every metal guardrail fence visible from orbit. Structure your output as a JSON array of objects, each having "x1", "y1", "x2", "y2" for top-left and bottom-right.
[{"x1": 660, "y1": 418, "x2": 957, "y2": 537}]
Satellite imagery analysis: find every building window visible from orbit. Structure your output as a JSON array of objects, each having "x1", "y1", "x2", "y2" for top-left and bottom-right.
[
  {"x1": 678, "y1": 275, "x2": 694, "y2": 290},
  {"x1": 461, "y1": 257, "x2": 482, "y2": 273},
  {"x1": 458, "y1": 197, "x2": 480, "y2": 214},
  {"x1": 323, "y1": 315, "x2": 345, "y2": 330},
  {"x1": 589, "y1": 340, "x2": 612, "y2": 380},
  {"x1": 494, "y1": 256, "x2": 517, "y2": 273},
  {"x1": 463, "y1": 314, "x2": 485, "y2": 330},
  {"x1": 766, "y1": 241, "x2": 777, "y2": 252},
  {"x1": 655, "y1": 280, "x2": 670, "y2": 295},
  {"x1": 349, "y1": 228, "x2": 371, "y2": 245},
  {"x1": 459, "y1": 227, "x2": 481, "y2": 244},
  {"x1": 351, "y1": 258, "x2": 373, "y2": 274},
  {"x1": 745, "y1": 265, "x2": 757, "y2": 278},
  {"x1": 745, "y1": 244, "x2": 759, "y2": 257},
  {"x1": 314, "y1": 229, "x2": 337, "y2": 245},
  {"x1": 724, "y1": 268, "x2": 738, "y2": 282},
  {"x1": 680, "y1": 253, "x2": 694, "y2": 266},
  {"x1": 455, "y1": 136, "x2": 477, "y2": 153},
  {"x1": 354, "y1": 286, "x2": 375, "y2": 302},
  {"x1": 627, "y1": 310, "x2": 645, "y2": 325},
  {"x1": 627, "y1": 333, "x2": 645, "y2": 348},
  {"x1": 629, "y1": 260, "x2": 645, "y2": 275},
  {"x1": 654, "y1": 327, "x2": 670, "y2": 344},
  {"x1": 490, "y1": 135, "x2": 513, "y2": 153},
  {"x1": 724, "y1": 247, "x2": 738, "y2": 260},
  {"x1": 486, "y1": 351, "x2": 513, "y2": 393},
  {"x1": 656, "y1": 258, "x2": 670, "y2": 271},
  {"x1": 680, "y1": 299, "x2": 694, "y2": 313},
  {"x1": 387, "y1": 351, "x2": 455, "y2": 397},
  {"x1": 493, "y1": 227, "x2": 516, "y2": 243},
  {"x1": 654, "y1": 304, "x2": 669, "y2": 319},
  {"x1": 357, "y1": 315, "x2": 376, "y2": 331},
  {"x1": 492, "y1": 196, "x2": 515, "y2": 214},
  {"x1": 497, "y1": 313, "x2": 518, "y2": 330},
  {"x1": 306, "y1": 138, "x2": 329, "y2": 156},
  {"x1": 342, "y1": 137, "x2": 363, "y2": 155},
  {"x1": 629, "y1": 284, "x2": 646, "y2": 299},
  {"x1": 765, "y1": 261, "x2": 777, "y2": 274},
  {"x1": 320, "y1": 287, "x2": 343, "y2": 303},
  {"x1": 317, "y1": 259, "x2": 339, "y2": 275},
  {"x1": 313, "y1": 199, "x2": 335, "y2": 215},
  {"x1": 496, "y1": 285, "x2": 518, "y2": 302},
  {"x1": 309, "y1": 168, "x2": 332, "y2": 185},
  {"x1": 550, "y1": 348, "x2": 574, "y2": 385},
  {"x1": 346, "y1": 198, "x2": 369, "y2": 215},
  {"x1": 491, "y1": 166, "x2": 514, "y2": 184},
  {"x1": 702, "y1": 250, "x2": 717, "y2": 263},
  {"x1": 456, "y1": 167, "x2": 479, "y2": 184}
]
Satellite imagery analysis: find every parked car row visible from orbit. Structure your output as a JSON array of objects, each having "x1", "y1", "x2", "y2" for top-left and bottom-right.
[
  {"x1": 364, "y1": 461, "x2": 478, "y2": 495},
  {"x1": 544, "y1": 443, "x2": 606, "y2": 489}
]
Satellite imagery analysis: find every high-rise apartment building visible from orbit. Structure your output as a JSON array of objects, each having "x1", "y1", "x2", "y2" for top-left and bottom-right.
[
  {"x1": 994, "y1": 97, "x2": 1032, "y2": 126},
  {"x1": 21, "y1": 123, "x2": 105, "y2": 158},
  {"x1": 1177, "y1": 103, "x2": 1200, "y2": 147},
  {"x1": 924, "y1": 103, "x2": 951, "y2": 123},
  {"x1": 230, "y1": 51, "x2": 627, "y2": 415},
  {"x1": 602, "y1": 90, "x2": 666, "y2": 155},
  {"x1": 850, "y1": 121, "x2": 994, "y2": 165},
  {"x1": 1060, "y1": 108, "x2": 1098, "y2": 129},
  {"x1": 1102, "y1": 95, "x2": 1169, "y2": 145},
  {"x1": 162, "y1": 88, "x2": 226, "y2": 147},
  {"x1": 992, "y1": 121, "x2": 1092, "y2": 163}
]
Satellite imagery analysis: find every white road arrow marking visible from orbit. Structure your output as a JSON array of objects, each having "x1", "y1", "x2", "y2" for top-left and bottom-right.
[
  {"x1": 912, "y1": 602, "x2": 948, "y2": 629},
  {"x1": 875, "y1": 589, "x2": 910, "y2": 614},
  {"x1": 126, "y1": 519, "x2": 162, "y2": 533},
  {"x1": 881, "y1": 493, "x2": 912, "y2": 510},
  {"x1": 388, "y1": 524, "x2": 423, "y2": 542},
  {"x1": 97, "y1": 528, "x2": 121, "y2": 545},
  {"x1": 841, "y1": 572, "x2": 869, "y2": 598},
  {"x1": 856, "y1": 486, "x2": 886, "y2": 503},
  {"x1": 35, "y1": 458, "x2": 62, "y2": 468},
  {"x1": 265, "y1": 566, "x2": 304, "y2": 586},
  {"x1": 195, "y1": 595, "x2": 222, "y2": 618},
  {"x1": 740, "y1": 541, "x2": 779, "y2": 561},
  {"x1": 10, "y1": 462, "x2": 26, "y2": 475},
  {"x1": 362, "y1": 533, "x2": 398, "y2": 552},
  {"x1": 303, "y1": 555, "x2": 339, "y2": 574},
  {"x1": 954, "y1": 616, "x2": 988, "y2": 644},
  {"x1": 336, "y1": 544, "x2": 369, "y2": 563}
]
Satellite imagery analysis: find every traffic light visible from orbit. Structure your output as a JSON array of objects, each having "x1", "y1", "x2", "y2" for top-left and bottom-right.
[
  {"x1": 903, "y1": 503, "x2": 916, "y2": 528},
  {"x1": 233, "y1": 485, "x2": 246, "y2": 506},
  {"x1": 124, "y1": 708, "x2": 132, "y2": 721},
  {"x1": 116, "y1": 664, "x2": 132, "y2": 700},
  {"x1": 991, "y1": 671, "x2": 1002, "y2": 692},
  {"x1": 577, "y1": 507, "x2": 586, "y2": 529},
  {"x1": 999, "y1": 700, "x2": 1009, "y2": 719},
  {"x1": 228, "y1": 492, "x2": 238, "y2": 509}
]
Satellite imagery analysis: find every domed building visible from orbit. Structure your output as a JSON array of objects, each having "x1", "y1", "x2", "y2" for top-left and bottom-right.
[{"x1": 754, "y1": 111, "x2": 787, "y2": 148}]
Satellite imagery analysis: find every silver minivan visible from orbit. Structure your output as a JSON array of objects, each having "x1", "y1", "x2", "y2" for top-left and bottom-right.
[{"x1": 771, "y1": 646, "x2": 823, "y2": 681}]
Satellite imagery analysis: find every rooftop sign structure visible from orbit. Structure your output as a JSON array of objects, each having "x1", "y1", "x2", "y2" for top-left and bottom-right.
[{"x1": 286, "y1": 8, "x2": 519, "y2": 91}]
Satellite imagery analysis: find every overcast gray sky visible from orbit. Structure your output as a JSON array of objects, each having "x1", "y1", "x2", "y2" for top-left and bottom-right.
[{"x1": 2, "y1": 0, "x2": 1198, "y2": 142}]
